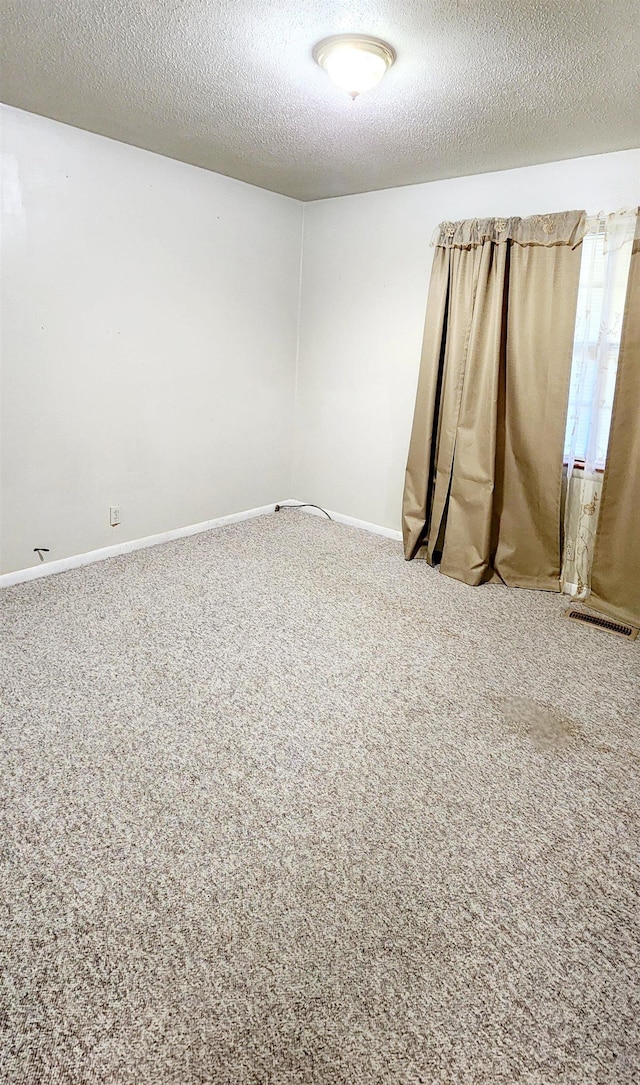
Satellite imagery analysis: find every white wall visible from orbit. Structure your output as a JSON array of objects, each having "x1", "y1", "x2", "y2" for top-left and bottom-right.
[
  {"x1": 0, "y1": 106, "x2": 302, "y2": 574},
  {"x1": 2, "y1": 111, "x2": 638, "y2": 576},
  {"x1": 293, "y1": 149, "x2": 640, "y2": 531}
]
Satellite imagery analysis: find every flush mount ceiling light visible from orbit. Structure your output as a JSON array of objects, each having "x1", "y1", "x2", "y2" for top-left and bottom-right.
[{"x1": 313, "y1": 35, "x2": 396, "y2": 99}]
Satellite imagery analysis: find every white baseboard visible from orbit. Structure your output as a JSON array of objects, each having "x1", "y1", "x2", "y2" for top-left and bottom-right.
[
  {"x1": 281, "y1": 499, "x2": 403, "y2": 542},
  {"x1": 1, "y1": 499, "x2": 403, "y2": 589},
  {"x1": 0, "y1": 503, "x2": 277, "y2": 589}
]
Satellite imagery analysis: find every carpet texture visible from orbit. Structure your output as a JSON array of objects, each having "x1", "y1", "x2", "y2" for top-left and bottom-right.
[{"x1": 1, "y1": 513, "x2": 639, "y2": 1084}]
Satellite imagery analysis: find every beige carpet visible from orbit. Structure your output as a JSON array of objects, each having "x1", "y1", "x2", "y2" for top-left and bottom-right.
[{"x1": 1, "y1": 513, "x2": 639, "y2": 1084}]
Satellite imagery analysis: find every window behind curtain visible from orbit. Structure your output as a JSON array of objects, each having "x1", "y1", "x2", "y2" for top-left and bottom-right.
[{"x1": 563, "y1": 220, "x2": 634, "y2": 471}]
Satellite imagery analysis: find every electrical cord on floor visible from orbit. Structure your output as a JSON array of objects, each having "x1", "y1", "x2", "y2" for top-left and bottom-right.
[{"x1": 274, "y1": 503, "x2": 333, "y2": 521}]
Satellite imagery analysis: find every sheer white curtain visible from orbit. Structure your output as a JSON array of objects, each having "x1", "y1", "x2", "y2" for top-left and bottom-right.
[{"x1": 561, "y1": 209, "x2": 636, "y2": 596}]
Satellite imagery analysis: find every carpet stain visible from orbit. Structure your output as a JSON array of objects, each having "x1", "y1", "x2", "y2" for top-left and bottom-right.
[{"x1": 497, "y1": 695, "x2": 581, "y2": 749}]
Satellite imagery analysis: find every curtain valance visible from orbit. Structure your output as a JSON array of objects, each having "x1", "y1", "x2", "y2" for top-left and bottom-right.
[
  {"x1": 432, "y1": 210, "x2": 586, "y2": 250},
  {"x1": 583, "y1": 207, "x2": 638, "y2": 252}
]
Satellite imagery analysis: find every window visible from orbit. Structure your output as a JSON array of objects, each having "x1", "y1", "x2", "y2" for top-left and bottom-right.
[{"x1": 563, "y1": 216, "x2": 634, "y2": 471}]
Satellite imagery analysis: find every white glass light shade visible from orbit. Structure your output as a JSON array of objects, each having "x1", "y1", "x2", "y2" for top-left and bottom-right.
[{"x1": 313, "y1": 36, "x2": 396, "y2": 99}]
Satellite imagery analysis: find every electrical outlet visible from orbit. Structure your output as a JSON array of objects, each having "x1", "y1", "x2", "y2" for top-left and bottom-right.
[{"x1": 110, "y1": 505, "x2": 121, "y2": 527}]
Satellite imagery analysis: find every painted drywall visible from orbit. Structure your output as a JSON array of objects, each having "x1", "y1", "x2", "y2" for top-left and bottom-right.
[
  {"x1": 1, "y1": 105, "x2": 302, "y2": 574},
  {"x1": 293, "y1": 148, "x2": 640, "y2": 532},
  {"x1": 2, "y1": 110, "x2": 639, "y2": 576}
]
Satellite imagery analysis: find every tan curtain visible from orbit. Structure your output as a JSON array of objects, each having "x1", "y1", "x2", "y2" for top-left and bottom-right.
[
  {"x1": 589, "y1": 210, "x2": 640, "y2": 627},
  {"x1": 403, "y1": 211, "x2": 586, "y2": 589}
]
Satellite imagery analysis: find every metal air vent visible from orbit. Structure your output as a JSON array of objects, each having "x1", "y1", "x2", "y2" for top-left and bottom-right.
[{"x1": 564, "y1": 607, "x2": 638, "y2": 640}]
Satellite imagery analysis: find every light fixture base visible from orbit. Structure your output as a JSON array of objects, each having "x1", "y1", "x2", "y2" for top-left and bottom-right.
[
  {"x1": 313, "y1": 34, "x2": 396, "y2": 71},
  {"x1": 313, "y1": 35, "x2": 396, "y2": 98}
]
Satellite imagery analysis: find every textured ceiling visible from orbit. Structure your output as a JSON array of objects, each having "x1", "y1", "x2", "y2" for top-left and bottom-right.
[{"x1": 1, "y1": 1, "x2": 639, "y2": 201}]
